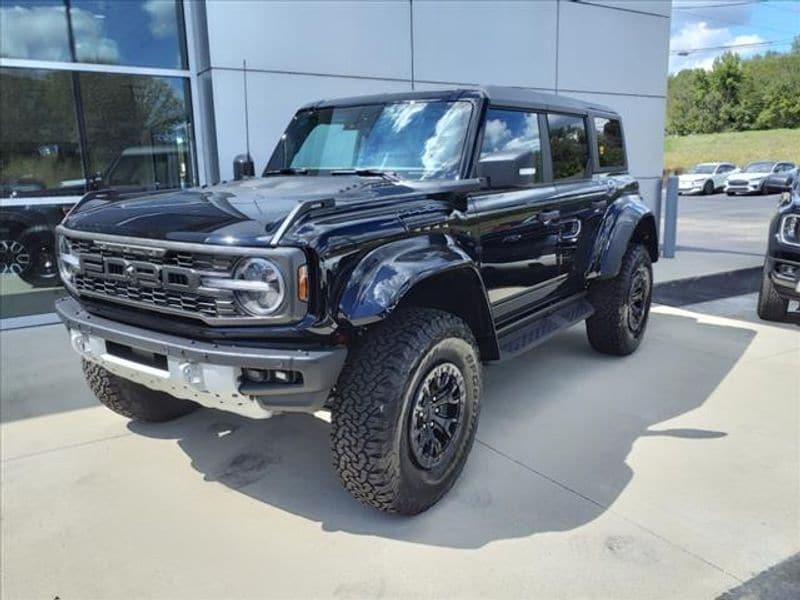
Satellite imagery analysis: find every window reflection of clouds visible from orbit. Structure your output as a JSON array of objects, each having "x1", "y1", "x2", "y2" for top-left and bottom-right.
[
  {"x1": 384, "y1": 102, "x2": 427, "y2": 133},
  {"x1": 421, "y1": 102, "x2": 471, "y2": 177},
  {"x1": 481, "y1": 112, "x2": 541, "y2": 156},
  {"x1": 0, "y1": 1, "x2": 184, "y2": 68}
]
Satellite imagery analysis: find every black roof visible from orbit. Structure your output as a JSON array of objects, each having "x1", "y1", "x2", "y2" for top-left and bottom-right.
[{"x1": 302, "y1": 85, "x2": 618, "y2": 116}]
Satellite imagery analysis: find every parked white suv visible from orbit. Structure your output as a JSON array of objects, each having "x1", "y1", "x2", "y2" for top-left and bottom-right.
[
  {"x1": 725, "y1": 161, "x2": 793, "y2": 195},
  {"x1": 678, "y1": 162, "x2": 737, "y2": 195}
]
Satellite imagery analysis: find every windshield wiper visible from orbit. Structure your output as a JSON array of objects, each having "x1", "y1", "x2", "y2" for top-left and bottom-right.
[
  {"x1": 264, "y1": 167, "x2": 308, "y2": 176},
  {"x1": 330, "y1": 168, "x2": 401, "y2": 182}
]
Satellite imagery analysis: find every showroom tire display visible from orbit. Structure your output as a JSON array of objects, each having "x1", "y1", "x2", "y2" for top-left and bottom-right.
[
  {"x1": 331, "y1": 308, "x2": 481, "y2": 515},
  {"x1": 83, "y1": 359, "x2": 199, "y2": 422},
  {"x1": 703, "y1": 180, "x2": 714, "y2": 195},
  {"x1": 586, "y1": 243, "x2": 653, "y2": 356},
  {"x1": 757, "y1": 266, "x2": 788, "y2": 322}
]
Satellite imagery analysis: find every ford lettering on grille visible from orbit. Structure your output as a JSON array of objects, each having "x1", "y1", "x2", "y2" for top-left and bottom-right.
[{"x1": 68, "y1": 236, "x2": 242, "y2": 321}]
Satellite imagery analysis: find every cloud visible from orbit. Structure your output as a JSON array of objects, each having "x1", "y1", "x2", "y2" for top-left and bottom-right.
[
  {"x1": 670, "y1": 21, "x2": 765, "y2": 73},
  {"x1": 144, "y1": 0, "x2": 177, "y2": 39},
  {"x1": 0, "y1": 4, "x2": 119, "y2": 63},
  {"x1": 71, "y1": 8, "x2": 120, "y2": 63}
]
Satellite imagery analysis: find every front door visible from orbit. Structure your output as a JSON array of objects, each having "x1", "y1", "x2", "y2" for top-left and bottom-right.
[{"x1": 469, "y1": 108, "x2": 564, "y2": 323}]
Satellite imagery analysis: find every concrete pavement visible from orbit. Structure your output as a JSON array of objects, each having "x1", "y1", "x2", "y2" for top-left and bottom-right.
[
  {"x1": 2, "y1": 307, "x2": 798, "y2": 599},
  {"x1": 655, "y1": 192, "x2": 779, "y2": 284}
]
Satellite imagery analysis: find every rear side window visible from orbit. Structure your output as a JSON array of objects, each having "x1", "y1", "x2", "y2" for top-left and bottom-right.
[
  {"x1": 547, "y1": 114, "x2": 590, "y2": 181},
  {"x1": 594, "y1": 117, "x2": 625, "y2": 169},
  {"x1": 480, "y1": 108, "x2": 544, "y2": 184}
]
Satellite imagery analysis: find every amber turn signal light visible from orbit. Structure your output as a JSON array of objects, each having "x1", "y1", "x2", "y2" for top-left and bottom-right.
[{"x1": 297, "y1": 265, "x2": 309, "y2": 301}]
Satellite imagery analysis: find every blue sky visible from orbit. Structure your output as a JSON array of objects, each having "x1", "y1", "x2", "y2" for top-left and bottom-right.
[{"x1": 670, "y1": 0, "x2": 800, "y2": 73}]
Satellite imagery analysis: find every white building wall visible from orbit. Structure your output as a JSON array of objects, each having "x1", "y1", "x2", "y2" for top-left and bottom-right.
[{"x1": 195, "y1": 0, "x2": 670, "y2": 207}]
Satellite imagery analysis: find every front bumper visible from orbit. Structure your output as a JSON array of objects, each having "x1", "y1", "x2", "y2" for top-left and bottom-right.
[
  {"x1": 726, "y1": 181, "x2": 762, "y2": 194},
  {"x1": 56, "y1": 297, "x2": 347, "y2": 417},
  {"x1": 766, "y1": 256, "x2": 800, "y2": 300}
]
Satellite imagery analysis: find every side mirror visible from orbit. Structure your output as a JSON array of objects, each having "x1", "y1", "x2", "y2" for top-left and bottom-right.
[{"x1": 477, "y1": 150, "x2": 536, "y2": 189}]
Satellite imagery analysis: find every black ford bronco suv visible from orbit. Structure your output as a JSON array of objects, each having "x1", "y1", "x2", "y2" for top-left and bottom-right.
[
  {"x1": 56, "y1": 87, "x2": 658, "y2": 514},
  {"x1": 758, "y1": 178, "x2": 800, "y2": 322}
]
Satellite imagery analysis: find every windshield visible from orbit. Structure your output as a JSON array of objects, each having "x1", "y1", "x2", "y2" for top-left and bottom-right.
[
  {"x1": 744, "y1": 161, "x2": 775, "y2": 173},
  {"x1": 267, "y1": 101, "x2": 473, "y2": 180},
  {"x1": 689, "y1": 164, "x2": 715, "y2": 174}
]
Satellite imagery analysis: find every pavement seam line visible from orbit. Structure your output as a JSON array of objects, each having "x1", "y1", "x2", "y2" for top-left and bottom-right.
[
  {"x1": 2, "y1": 431, "x2": 133, "y2": 464},
  {"x1": 475, "y1": 438, "x2": 745, "y2": 584}
]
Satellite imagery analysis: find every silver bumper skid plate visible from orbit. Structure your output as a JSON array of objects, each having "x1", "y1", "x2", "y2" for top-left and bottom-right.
[{"x1": 56, "y1": 297, "x2": 346, "y2": 417}]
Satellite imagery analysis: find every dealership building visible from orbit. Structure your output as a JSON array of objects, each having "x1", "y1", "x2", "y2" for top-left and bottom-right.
[{"x1": 0, "y1": 0, "x2": 671, "y2": 327}]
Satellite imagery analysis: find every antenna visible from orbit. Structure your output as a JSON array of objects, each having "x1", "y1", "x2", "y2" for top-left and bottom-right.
[
  {"x1": 233, "y1": 59, "x2": 255, "y2": 180},
  {"x1": 243, "y1": 59, "x2": 251, "y2": 157}
]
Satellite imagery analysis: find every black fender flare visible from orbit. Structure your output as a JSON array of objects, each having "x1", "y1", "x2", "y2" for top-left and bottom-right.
[
  {"x1": 590, "y1": 195, "x2": 658, "y2": 280},
  {"x1": 336, "y1": 234, "x2": 498, "y2": 357}
]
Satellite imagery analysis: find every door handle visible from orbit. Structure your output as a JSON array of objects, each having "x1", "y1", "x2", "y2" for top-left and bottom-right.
[
  {"x1": 591, "y1": 199, "x2": 607, "y2": 210},
  {"x1": 538, "y1": 210, "x2": 560, "y2": 224}
]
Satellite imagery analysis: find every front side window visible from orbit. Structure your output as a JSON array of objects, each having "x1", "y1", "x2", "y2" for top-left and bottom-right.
[
  {"x1": 593, "y1": 117, "x2": 625, "y2": 169},
  {"x1": 479, "y1": 108, "x2": 543, "y2": 184},
  {"x1": 269, "y1": 101, "x2": 473, "y2": 180},
  {"x1": 548, "y1": 113, "x2": 589, "y2": 181}
]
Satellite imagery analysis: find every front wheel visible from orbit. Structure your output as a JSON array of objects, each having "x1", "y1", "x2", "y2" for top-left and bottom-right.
[
  {"x1": 757, "y1": 266, "x2": 788, "y2": 322},
  {"x1": 585, "y1": 243, "x2": 653, "y2": 356},
  {"x1": 331, "y1": 308, "x2": 481, "y2": 515},
  {"x1": 703, "y1": 180, "x2": 714, "y2": 195}
]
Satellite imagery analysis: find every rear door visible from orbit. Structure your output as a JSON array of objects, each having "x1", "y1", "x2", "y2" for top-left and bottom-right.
[{"x1": 545, "y1": 113, "x2": 615, "y2": 297}]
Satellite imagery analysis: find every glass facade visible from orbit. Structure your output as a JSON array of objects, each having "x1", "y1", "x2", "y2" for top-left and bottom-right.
[{"x1": 0, "y1": 0, "x2": 194, "y2": 323}]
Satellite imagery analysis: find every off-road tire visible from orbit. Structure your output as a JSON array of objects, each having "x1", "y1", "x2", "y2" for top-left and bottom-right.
[
  {"x1": 83, "y1": 359, "x2": 199, "y2": 422},
  {"x1": 757, "y1": 265, "x2": 788, "y2": 322},
  {"x1": 703, "y1": 180, "x2": 714, "y2": 195},
  {"x1": 331, "y1": 308, "x2": 482, "y2": 515},
  {"x1": 586, "y1": 243, "x2": 652, "y2": 356}
]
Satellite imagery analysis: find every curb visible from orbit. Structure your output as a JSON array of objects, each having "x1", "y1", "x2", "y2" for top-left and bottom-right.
[{"x1": 653, "y1": 267, "x2": 762, "y2": 307}]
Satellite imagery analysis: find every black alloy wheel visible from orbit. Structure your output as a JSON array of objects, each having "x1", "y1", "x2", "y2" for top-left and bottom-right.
[
  {"x1": 626, "y1": 263, "x2": 651, "y2": 337},
  {"x1": 408, "y1": 362, "x2": 466, "y2": 470}
]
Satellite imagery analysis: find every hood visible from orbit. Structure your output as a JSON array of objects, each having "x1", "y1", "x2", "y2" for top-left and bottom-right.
[
  {"x1": 62, "y1": 175, "x2": 457, "y2": 247},
  {"x1": 679, "y1": 173, "x2": 711, "y2": 183},
  {"x1": 731, "y1": 172, "x2": 770, "y2": 181}
]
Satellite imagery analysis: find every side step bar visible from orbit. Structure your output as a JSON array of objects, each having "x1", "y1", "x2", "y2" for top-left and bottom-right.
[{"x1": 496, "y1": 295, "x2": 594, "y2": 360}]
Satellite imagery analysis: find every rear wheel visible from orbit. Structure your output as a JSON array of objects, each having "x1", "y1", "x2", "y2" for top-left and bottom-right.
[
  {"x1": 757, "y1": 265, "x2": 788, "y2": 322},
  {"x1": 83, "y1": 360, "x2": 199, "y2": 422},
  {"x1": 586, "y1": 243, "x2": 653, "y2": 356},
  {"x1": 331, "y1": 308, "x2": 481, "y2": 515}
]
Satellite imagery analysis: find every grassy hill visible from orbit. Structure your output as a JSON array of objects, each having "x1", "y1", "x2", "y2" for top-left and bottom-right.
[{"x1": 664, "y1": 128, "x2": 800, "y2": 174}]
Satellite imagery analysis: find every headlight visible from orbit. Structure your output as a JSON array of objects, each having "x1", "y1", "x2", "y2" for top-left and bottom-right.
[
  {"x1": 779, "y1": 214, "x2": 800, "y2": 247},
  {"x1": 231, "y1": 257, "x2": 285, "y2": 315},
  {"x1": 57, "y1": 234, "x2": 80, "y2": 289}
]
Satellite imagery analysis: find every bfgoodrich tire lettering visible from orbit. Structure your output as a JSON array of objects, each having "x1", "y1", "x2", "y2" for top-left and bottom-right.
[
  {"x1": 331, "y1": 308, "x2": 481, "y2": 515},
  {"x1": 585, "y1": 243, "x2": 653, "y2": 356},
  {"x1": 83, "y1": 359, "x2": 199, "y2": 422}
]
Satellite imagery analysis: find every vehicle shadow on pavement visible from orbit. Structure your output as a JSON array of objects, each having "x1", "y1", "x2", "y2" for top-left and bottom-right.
[{"x1": 129, "y1": 311, "x2": 753, "y2": 549}]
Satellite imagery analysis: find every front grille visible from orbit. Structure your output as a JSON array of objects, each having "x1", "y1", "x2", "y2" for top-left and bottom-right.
[
  {"x1": 728, "y1": 179, "x2": 748, "y2": 186},
  {"x1": 66, "y1": 235, "x2": 243, "y2": 321}
]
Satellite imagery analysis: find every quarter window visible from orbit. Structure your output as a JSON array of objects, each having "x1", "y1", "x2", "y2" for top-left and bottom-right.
[
  {"x1": 593, "y1": 117, "x2": 625, "y2": 170},
  {"x1": 548, "y1": 113, "x2": 590, "y2": 181},
  {"x1": 480, "y1": 108, "x2": 543, "y2": 184}
]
